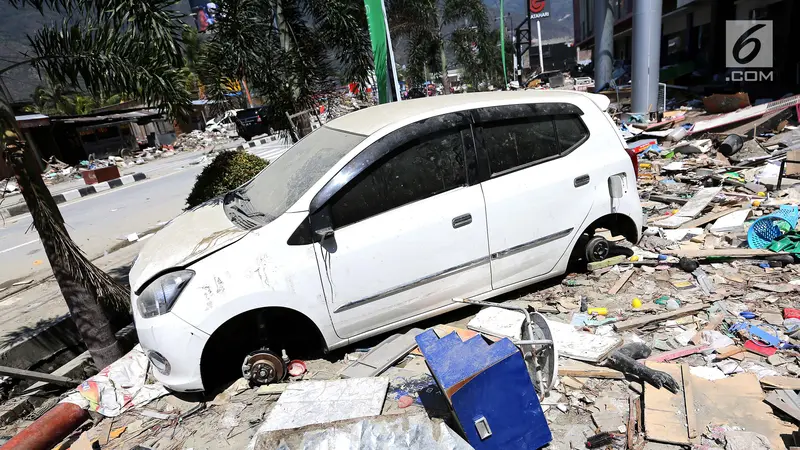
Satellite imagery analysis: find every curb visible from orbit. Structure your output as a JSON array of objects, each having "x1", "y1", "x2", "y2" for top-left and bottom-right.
[
  {"x1": 236, "y1": 135, "x2": 278, "y2": 151},
  {"x1": 0, "y1": 173, "x2": 147, "y2": 220}
]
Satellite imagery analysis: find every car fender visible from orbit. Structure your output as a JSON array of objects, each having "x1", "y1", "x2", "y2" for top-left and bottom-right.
[{"x1": 174, "y1": 289, "x2": 342, "y2": 350}]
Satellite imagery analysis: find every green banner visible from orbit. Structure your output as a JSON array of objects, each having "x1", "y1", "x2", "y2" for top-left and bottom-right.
[{"x1": 364, "y1": 0, "x2": 390, "y2": 104}]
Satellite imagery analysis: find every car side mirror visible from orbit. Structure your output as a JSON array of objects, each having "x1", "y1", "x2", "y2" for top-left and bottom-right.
[{"x1": 310, "y1": 206, "x2": 334, "y2": 240}]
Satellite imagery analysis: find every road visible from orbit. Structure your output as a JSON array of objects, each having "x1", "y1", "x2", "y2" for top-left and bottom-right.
[{"x1": 0, "y1": 142, "x2": 289, "y2": 287}]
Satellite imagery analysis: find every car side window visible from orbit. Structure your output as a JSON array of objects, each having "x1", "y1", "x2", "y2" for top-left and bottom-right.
[
  {"x1": 330, "y1": 129, "x2": 468, "y2": 229},
  {"x1": 554, "y1": 115, "x2": 589, "y2": 152},
  {"x1": 482, "y1": 116, "x2": 559, "y2": 175}
]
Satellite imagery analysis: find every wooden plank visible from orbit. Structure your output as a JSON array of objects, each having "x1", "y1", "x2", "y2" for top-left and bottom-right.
[
  {"x1": 627, "y1": 396, "x2": 636, "y2": 449},
  {"x1": 644, "y1": 362, "x2": 690, "y2": 445},
  {"x1": 679, "y1": 206, "x2": 742, "y2": 229},
  {"x1": 614, "y1": 304, "x2": 708, "y2": 331},
  {"x1": 608, "y1": 270, "x2": 635, "y2": 295},
  {"x1": 661, "y1": 248, "x2": 789, "y2": 258},
  {"x1": 646, "y1": 364, "x2": 794, "y2": 448},
  {"x1": 557, "y1": 359, "x2": 624, "y2": 379},
  {"x1": 681, "y1": 364, "x2": 699, "y2": 440},
  {"x1": 0, "y1": 365, "x2": 81, "y2": 387},
  {"x1": 647, "y1": 345, "x2": 711, "y2": 362},
  {"x1": 714, "y1": 346, "x2": 745, "y2": 360},
  {"x1": 760, "y1": 376, "x2": 800, "y2": 390},
  {"x1": 588, "y1": 255, "x2": 627, "y2": 271}
]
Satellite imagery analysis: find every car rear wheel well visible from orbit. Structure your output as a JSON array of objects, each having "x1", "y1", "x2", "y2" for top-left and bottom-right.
[
  {"x1": 568, "y1": 213, "x2": 640, "y2": 265},
  {"x1": 200, "y1": 307, "x2": 325, "y2": 392}
]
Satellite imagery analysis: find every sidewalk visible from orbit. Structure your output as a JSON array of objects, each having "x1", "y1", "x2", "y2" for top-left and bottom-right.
[
  {"x1": 0, "y1": 138, "x2": 247, "y2": 220},
  {"x1": 0, "y1": 242, "x2": 143, "y2": 371}
]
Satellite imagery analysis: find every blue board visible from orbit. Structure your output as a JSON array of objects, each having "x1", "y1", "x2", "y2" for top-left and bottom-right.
[{"x1": 416, "y1": 329, "x2": 552, "y2": 449}]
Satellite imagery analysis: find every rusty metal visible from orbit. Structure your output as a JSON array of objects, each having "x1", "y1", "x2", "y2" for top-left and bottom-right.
[
  {"x1": 241, "y1": 350, "x2": 285, "y2": 385},
  {"x1": 0, "y1": 403, "x2": 88, "y2": 450}
]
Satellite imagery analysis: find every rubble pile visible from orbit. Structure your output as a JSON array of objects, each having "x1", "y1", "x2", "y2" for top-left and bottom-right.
[
  {"x1": 4, "y1": 95, "x2": 800, "y2": 450},
  {"x1": 173, "y1": 128, "x2": 237, "y2": 153}
]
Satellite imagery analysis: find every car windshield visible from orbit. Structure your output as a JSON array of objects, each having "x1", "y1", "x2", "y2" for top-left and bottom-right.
[{"x1": 240, "y1": 126, "x2": 366, "y2": 222}]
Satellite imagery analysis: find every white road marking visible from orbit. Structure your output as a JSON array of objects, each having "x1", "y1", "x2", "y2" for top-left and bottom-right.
[{"x1": 0, "y1": 238, "x2": 40, "y2": 255}]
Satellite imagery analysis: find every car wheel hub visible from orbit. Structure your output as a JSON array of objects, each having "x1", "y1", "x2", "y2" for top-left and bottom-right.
[{"x1": 241, "y1": 350, "x2": 286, "y2": 385}]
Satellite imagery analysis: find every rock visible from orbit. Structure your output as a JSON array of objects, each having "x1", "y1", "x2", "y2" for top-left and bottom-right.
[{"x1": 767, "y1": 354, "x2": 785, "y2": 366}]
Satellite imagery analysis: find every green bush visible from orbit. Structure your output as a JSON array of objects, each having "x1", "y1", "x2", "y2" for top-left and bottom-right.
[{"x1": 186, "y1": 150, "x2": 268, "y2": 208}]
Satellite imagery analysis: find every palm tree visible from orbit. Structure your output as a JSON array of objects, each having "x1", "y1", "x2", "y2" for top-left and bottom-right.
[
  {"x1": 387, "y1": 0, "x2": 490, "y2": 93},
  {"x1": 0, "y1": 0, "x2": 192, "y2": 368},
  {"x1": 197, "y1": 0, "x2": 373, "y2": 138},
  {"x1": 451, "y1": 27, "x2": 514, "y2": 90}
]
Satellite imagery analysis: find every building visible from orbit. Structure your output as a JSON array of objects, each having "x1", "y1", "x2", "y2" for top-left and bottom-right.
[
  {"x1": 572, "y1": 0, "x2": 800, "y2": 97},
  {"x1": 527, "y1": 37, "x2": 577, "y2": 73}
]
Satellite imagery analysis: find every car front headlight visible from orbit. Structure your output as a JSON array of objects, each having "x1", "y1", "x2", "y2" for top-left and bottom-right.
[{"x1": 137, "y1": 270, "x2": 194, "y2": 318}]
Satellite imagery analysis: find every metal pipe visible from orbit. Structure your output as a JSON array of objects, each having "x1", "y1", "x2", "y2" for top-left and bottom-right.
[
  {"x1": 0, "y1": 403, "x2": 89, "y2": 450},
  {"x1": 631, "y1": 0, "x2": 663, "y2": 117},
  {"x1": 593, "y1": 0, "x2": 614, "y2": 91}
]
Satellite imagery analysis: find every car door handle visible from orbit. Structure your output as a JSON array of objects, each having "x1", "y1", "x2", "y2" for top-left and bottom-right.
[
  {"x1": 574, "y1": 174, "x2": 590, "y2": 187},
  {"x1": 452, "y1": 214, "x2": 472, "y2": 229}
]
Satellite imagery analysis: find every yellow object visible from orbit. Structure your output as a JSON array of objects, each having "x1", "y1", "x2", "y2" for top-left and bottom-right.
[
  {"x1": 587, "y1": 307, "x2": 608, "y2": 315},
  {"x1": 629, "y1": 255, "x2": 640, "y2": 262},
  {"x1": 757, "y1": 192, "x2": 766, "y2": 197},
  {"x1": 752, "y1": 200, "x2": 761, "y2": 207},
  {"x1": 639, "y1": 163, "x2": 652, "y2": 169},
  {"x1": 672, "y1": 209, "x2": 679, "y2": 215},
  {"x1": 632, "y1": 298, "x2": 642, "y2": 308}
]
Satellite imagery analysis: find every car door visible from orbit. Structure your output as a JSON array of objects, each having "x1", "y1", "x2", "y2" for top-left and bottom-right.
[
  {"x1": 474, "y1": 103, "x2": 594, "y2": 289},
  {"x1": 311, "y1": 114, "x2": 491, "y2": 339}
]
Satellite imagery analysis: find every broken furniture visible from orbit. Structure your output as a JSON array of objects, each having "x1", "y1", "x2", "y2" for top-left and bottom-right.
[{"x1": 415, "y1": 328, "x2": 552, "y2": 450}]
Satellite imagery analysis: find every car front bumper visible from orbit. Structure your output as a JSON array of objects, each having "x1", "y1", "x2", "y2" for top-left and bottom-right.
[{"x1": 135, "y1": 312, "x2": 210, "y2": 392}]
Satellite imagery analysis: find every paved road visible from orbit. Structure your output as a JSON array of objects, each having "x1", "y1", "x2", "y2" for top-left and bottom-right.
[{"x1": 0, "y1": 142, "x2": 289, "y2": 287}]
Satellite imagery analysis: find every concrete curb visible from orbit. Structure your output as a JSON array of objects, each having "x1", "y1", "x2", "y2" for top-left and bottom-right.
[
  {"x1": 0, "y1": 173, "x2": 147, "y2": 220},
  {"x1": 235, "y1": 135, "x2": 278, "y2": 151}
]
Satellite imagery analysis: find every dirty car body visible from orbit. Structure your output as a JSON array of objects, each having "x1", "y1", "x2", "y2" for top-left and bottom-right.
[{"x1": 130, "y1": 90, "x2": 643, "y2": 392}]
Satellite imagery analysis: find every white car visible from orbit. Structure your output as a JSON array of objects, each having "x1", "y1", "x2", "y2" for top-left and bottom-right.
[{"x1": 130, "y1": 90, "x2": 643, "y2": 392}]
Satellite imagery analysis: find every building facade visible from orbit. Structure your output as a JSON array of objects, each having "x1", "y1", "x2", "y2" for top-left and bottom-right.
[{"x1": 572, "y1": 0, "x2": 800, "y2": 98}]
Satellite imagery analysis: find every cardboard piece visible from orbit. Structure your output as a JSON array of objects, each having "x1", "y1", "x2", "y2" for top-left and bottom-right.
[
  {"x1": 760, "y1": 376, "x2": 800, "y2": 390},
  {"x1": 644, "y1": 362, "x2": 794, "y2": 448}
]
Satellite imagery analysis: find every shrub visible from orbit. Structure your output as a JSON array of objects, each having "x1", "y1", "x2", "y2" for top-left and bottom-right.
[{"x1": 186, "y1": 150, "x2": 267, "y2": 208}]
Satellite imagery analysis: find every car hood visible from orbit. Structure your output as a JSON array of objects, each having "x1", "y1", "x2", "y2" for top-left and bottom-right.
[{"x1": 129, "y1": 202, "x2": 249, "y2": 292}]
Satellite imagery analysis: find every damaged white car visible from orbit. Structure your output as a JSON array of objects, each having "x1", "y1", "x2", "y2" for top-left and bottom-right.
[{"x1": 130, "y1": 90, "x2": 643, "y2": 392}]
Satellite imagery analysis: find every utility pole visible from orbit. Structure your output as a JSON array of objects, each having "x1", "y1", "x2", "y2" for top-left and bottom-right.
[
  {"x1": 593, "y1": 0, "x2": 614, "y2": 92},
  {"x1": 631, "y1": 0, "x2": 663, "y2": 118},
  {"x1": 536, "y1": 20, "x2": 544, "y2": 73}
]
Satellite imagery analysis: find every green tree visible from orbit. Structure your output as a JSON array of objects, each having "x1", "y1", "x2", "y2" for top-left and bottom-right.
[
  {"x1": 451, "y1": 27, "x2": 514, "y2": 90},
  {"x1": 388, "y1": 0, "x2": 489, "y2": 93},
  {"x1": 197, "y1": 0, "x2": 373, "y2": 140},
  {"x1": 0, "y1": 0, "x2": 192, "y2": 368}
]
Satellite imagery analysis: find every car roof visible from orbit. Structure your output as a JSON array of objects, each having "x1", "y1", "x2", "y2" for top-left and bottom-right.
[{"x1": 327, "y1": 90, "x2": 608, "y2": 136}]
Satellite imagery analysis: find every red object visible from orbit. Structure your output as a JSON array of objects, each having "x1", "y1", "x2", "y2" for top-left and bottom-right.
[
  {"x1": 624, "y1": 146, "x2": 639, "y2": 179},
  {"x1": 398, "y1": 395, "x2": 414, "y2": 408},
  {"x1": 784, "y1": 308, "x2": 800, "y2": 319},
  {"x1": 0, "y1": 403, "x2": 88, "y2": 450},
  {"x1": 530, "y1": 0, "x2": 546, "y2": 13},
  {"x1": 744, "y1": 340, "x2": 777, "y2": 356},
  {"x1": 81, "y1": 166, "x2": 121, "y2": 185},
  {"x1": 647, "y1": 345, "x2": 710, "y2": 362},
  {"x1": 287, "y1": 360, "x2": 307, "y2": 377}
]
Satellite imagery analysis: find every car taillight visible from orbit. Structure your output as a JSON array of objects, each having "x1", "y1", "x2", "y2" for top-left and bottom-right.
[{"x1": 624, "y1": 147, "x2": 639, "y2": 179}]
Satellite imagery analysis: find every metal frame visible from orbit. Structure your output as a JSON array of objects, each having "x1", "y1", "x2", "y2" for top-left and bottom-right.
[{"x1": 452, "y1": 298, "x2": 557, "y2": 398}]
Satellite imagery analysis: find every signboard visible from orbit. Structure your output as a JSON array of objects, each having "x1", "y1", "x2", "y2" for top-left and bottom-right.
[{"x1": 529, "y1": 0, "x2": 550, "y2": 19}]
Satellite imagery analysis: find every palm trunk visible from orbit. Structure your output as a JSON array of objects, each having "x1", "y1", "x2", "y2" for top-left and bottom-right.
[
  {"x1": 439, "y1": 43, "x2": 451, "y2": 95},
  {"x1": 2, "y1": 117, "x2": 125, "y2": 369}
]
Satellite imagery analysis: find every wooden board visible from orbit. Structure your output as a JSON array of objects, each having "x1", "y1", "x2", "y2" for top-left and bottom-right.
[
  {"x1": 645, "y1": 362, "x2": 795, "y2": 448},
  {"x1": 557, "y1": 359, "x2": 624, "y2": 379},
  {"x1": 661, "y1": 248, "x2": 789, "y2": 258},
  {"x1": 679, "y1": 206, "x2": 744, "y2": 229},
  {"x1": 643, "y1": 362, "x2": 690, "y2": 445},
  {"x1": 613, "y1": 304, "x2": 708, "y2": 331},
  {"x1": 760, "y1": 376, "x2": 800, "y2": 390},
  {"x1": 608, "y1": 270, "x2": 635, "y2": 295}
]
